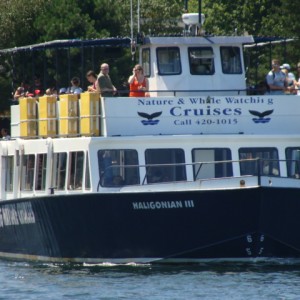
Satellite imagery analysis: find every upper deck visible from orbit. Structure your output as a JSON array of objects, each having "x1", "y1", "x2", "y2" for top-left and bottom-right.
[
  {"x1": 7, "y1": 31, "x2": 299, "y2": 139},
  {"x1": 9, "y1": 93, "x2": 300, "y2": 139}
]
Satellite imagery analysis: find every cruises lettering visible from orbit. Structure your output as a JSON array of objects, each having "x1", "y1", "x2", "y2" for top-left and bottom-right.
[
  {"x1": 132, "y1": 200, "x2": 194, "y2": 210},
  {"x1": 0, "y1": 202, "x2": 36, "y2": 228},
  {"x1": 170, "y1": 106, "x2": 242, "y2": 117}
]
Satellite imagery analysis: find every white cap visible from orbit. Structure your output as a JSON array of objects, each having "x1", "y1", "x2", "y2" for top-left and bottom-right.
[
  {"x1": 59, "y1": 87, "x2": 67, "y2": 94},
  {"x1": 73, "y1": 88, "x2": 82, "y2": 94},
  {"x1": 280, "y1": 63, "x2": 291, "y2": 70}
]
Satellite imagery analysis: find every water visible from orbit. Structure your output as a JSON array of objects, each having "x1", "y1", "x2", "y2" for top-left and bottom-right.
[{"x1": 1, "y1": 259, "x2": 300, "y2": 300}]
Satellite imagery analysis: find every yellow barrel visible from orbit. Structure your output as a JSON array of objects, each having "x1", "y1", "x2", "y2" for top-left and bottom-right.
[
  {"x1": 20, "y1": 97, "x2": 37, "y2": 138},
  {"x1": 38, "y1": 95, "x2": 57, "y2": 137},
  {"x1": 58, "y1": 94, "x2": 78, "y2": 136},
  {"x1": 80, "y1": 92, "x2": 100, "y2": 136}
]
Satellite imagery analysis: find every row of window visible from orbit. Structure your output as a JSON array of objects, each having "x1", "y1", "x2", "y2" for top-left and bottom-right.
[
  {"x1": 141, "y1": 46, "x2": 242, "y2": 76},
  {"x1": 4, "y1": 147, "x2": 300, "y2": 192},
  {"x1": 4, "y1": 151, "x2": 90, "y2": 192},
  {"x1": 98, "y1": 147, "x2": 300, "y2": 187}
]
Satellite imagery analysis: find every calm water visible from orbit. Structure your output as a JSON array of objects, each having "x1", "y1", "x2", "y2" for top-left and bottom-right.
[{"x1": 1, "y1": 259, "x2": 300, "y2": 300}]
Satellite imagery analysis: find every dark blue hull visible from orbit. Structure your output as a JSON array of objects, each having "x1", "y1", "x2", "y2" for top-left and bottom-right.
[{"x1": 0, "y1": 187, "x2": 300, "y2": 263}]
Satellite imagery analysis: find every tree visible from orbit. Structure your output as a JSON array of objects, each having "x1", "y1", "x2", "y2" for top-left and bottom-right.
[{"x1": 0, "y1": 0, "x2": 50, "y2": 49}]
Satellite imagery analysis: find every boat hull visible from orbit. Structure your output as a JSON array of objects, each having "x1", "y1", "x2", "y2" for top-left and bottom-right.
[{"x1": 0, "y1": 187, "x2": 300, "y2": 263}]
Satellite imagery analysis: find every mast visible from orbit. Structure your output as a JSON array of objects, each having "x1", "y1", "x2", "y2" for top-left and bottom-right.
[{"x1": 198, "y1": 0, "x2": 202, "y2": 25}]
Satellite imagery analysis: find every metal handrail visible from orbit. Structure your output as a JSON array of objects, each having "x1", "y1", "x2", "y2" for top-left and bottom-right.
[{"x1": 97, "y1": 158, "x2": 289, "y2": 189}]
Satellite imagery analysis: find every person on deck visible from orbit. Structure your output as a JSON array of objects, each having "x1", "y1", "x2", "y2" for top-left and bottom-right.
[
  {"x1": 1, "y1": 128, "x2": 10, "y2": 140},
  {"x1": 281, "y1": 63, "x2": 296, "y2": 94},
  {"x1": 30, "y1": 75, "x2": 44, "y2": 97},
  {"x1": 96, "y1": 63, "x2": 117, "y2": 97},
  {"x1": 128, "y1": 64, "x2": 149, "y2": 97},
  {"x1": 293, "y1": 62, "x2": 300, "y2": 96},
  {"x1": 86, "y1": 70, "x2": 98, "y2": 92},
  {"x1": 13, "y1": 80, "x2": 30, "y2": 102},
  {"x1": 265, "y1": 59, "x2": 287, "y2": 95},
  {"x1": 67, "y1": 77, "x2": 83, "y2": 95}
]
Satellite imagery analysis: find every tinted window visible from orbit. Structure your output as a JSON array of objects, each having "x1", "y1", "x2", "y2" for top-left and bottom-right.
[
  {"x1": 189, "y1": 47, "x2": 215, "y2": 75},
  {"x1": 98, "y1": 150, "x2": 139, "y2": 187},
  {"x1": 220, "y1": 47, "x2": 242, "y2": 74},
  {"x1": 192, "y1": 148, "x2": 232, "y2": 179},
  {"x1": 145, "y1": 148, "x2": 186, "y2": 183},
  {"x1": 85, "y1": 152, "x2": 91, "y2": 189},
  {"x1": 52, "y1": 153, "x2": 67, "y2": 190},
  {"x1": 68, "y1": 151, "x2": 84, "y2": 190},
  {"x1": 35, "y1": 153, "x2": 47, "y2": 190},
  {"x1": 4, "y1": 156, "x2": 14, "y2": 192},
  {"x1": 21, "y1": 154, "x2": 35, "y2": 191},
  {"x1": 157, "y1": 47, "x2": 181, "y2": 75},
  {"x1": 239, "y1": 148, "x2": 279, "y2": 176},
  {"x1": 286, "y1": 147, "x2": 300, "y2": 178},
  {"x1": 142, "y1": 48, "x2": 150, "y2": 77}
]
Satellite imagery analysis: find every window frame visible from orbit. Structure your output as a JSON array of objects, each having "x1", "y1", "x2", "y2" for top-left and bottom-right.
[
  {"x1": 145, "y1": 148, "x2": 186, "y2": 183},
  {"x1": 220, "y1": 46, "x2": 242, "y2": 74},
  {"x1": 188, "y1": 47, "x2": 215, "y2": 75},
  {"x1": 239, "y1": 147, "x2": 279, "y2": 176},
  {"x1": 98, "y1": 149, "x2": 140, "y2": 187},
  {"x1": 192, "y1": 148, "x2": 233, "y2": 180},
  {"x1": 156, "y1": 47, "x2": 182, "y2": 76}
]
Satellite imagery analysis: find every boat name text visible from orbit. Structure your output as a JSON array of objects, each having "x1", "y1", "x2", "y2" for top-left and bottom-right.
[
  {"x1": 0, "y1": 202, "x2": 36, "y2": 228},
  {"x1": 132, "y1": 200, "x2": 194, "y2": 210}
]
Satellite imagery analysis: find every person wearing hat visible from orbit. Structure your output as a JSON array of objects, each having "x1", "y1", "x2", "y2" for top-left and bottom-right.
[
  {"x1": 293, "y1": 62, "x2": 300, "y2": 96},
  {"x1": 280, "y1": 63, "x2": 296, "y2": 92},
  {"x1": 266, "y1": 59, "x2": 287, "y2": 95}
]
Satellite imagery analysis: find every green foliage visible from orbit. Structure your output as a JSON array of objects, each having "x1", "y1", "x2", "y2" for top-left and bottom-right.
[
  {"x1": 0, "y1": 0, "x2": 300, "y2": 113},
  {"x1": 0, "y1": 0, "x2": 50, "y2": 48}
]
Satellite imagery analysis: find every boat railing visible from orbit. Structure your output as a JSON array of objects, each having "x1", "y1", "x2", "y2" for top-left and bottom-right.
[
  {"x1": 97, "y1": 158, "x2": 292, "y2": 190},
  {"x1": 117, "y1": 88, "x2": 249, "y2": 96}
]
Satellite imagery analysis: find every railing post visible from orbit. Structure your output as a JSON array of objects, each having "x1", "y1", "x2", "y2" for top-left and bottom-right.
[{"x1": 257, "y1": 158, "x2": 261, "y2": 186}]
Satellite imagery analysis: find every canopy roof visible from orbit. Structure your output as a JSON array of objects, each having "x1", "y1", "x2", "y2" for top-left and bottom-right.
[
  {"x1": 0, "y1": 36, "x2": 295, "y2": 55},
  {"x1": 0, "y1": 37, "x2": 132, "y2": 54}
]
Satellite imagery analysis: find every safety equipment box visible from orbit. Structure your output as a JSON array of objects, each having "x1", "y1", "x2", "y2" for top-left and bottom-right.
[
  {"x1": 38, "y1": 96, "x2": 57, "y2": 137},
  {"x1": 80, "y1": 92, "x2": 100, "y2": 136}
]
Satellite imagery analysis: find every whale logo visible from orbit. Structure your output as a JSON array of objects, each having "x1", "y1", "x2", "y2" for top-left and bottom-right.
[
  {"x1": 249, "y1": 109, "x2": 274, "y2": 123},
  {"x1": 138, "y1": 111, "x2": 162, "y2": 125}
]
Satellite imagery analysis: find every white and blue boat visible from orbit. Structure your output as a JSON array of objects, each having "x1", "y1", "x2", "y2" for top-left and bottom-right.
[{"x1": 0, "y1": 13, "x2": 300, "y2": 264}]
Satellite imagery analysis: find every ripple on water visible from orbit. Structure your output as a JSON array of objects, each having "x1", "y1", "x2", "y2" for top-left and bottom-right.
[{"x1": 1, "y1": 259, "x2": 300, "y2": 299}]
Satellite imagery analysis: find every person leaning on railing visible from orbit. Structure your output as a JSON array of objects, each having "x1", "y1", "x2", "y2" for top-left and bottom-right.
[
  {"x1": 128, "y1": 64, "x2": 149, "y2": 97},
  {"x1": 96, "y1": 63, "x2": 117, "y2": 97},
  {"x1": 265, "y1": 59, "x2": 287, "y2": 95}
]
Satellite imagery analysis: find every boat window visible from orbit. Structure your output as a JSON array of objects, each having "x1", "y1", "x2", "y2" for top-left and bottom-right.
[
  {"x1": 192, "y1": 148, "x2": 232, "y2": 180},
  {"x1": 142, "y1": 48, "x2": 150, "y2": 77},
  {"x1": 286, "y1": 148, "x2": 300, "y2": 178},
  {"x1": 145, "y1": 148, "x2": 186, "y2": 183},
  {"x1": 98, "y1": 149, "x2": 139, "y2": 187},
  {"x1": 4, "y1": 156, "x2": 14, "y2": 192},
  {"x1": 52, "y1": 152, "x2": 67, "y2": 190},
  {"x1": 35, "y1": 153, "x2": 47, "y2": 191},
  {"x1": 85, "y1": 152, "x2": 91, "y2": 189},
  {"x1": 21, "y1": 154, "x2": 35, "y2": 191},
  {"x1": 239, "y1": 148, "x2": 279, "y2": 176},
  {"x1": 68, "y1": 151, "x2": 84, "y2": 190},
  {"x1": 220, "y1": 47, "x2": 242, "y2": 74},
  {"x1": 188, "y1": 47, "x2": 215, "y2": 75},
  {"x1": 157, "y1": 47, "x2": 181, "y2": 75}
]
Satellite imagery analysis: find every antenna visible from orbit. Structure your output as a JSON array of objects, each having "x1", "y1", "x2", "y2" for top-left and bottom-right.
[
  {"x1": 130, "y1": 0, "x2": 136, "y2": 60},
  {"x1": 137, "y1": 0, "x2": 140, "y2": 34}
]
